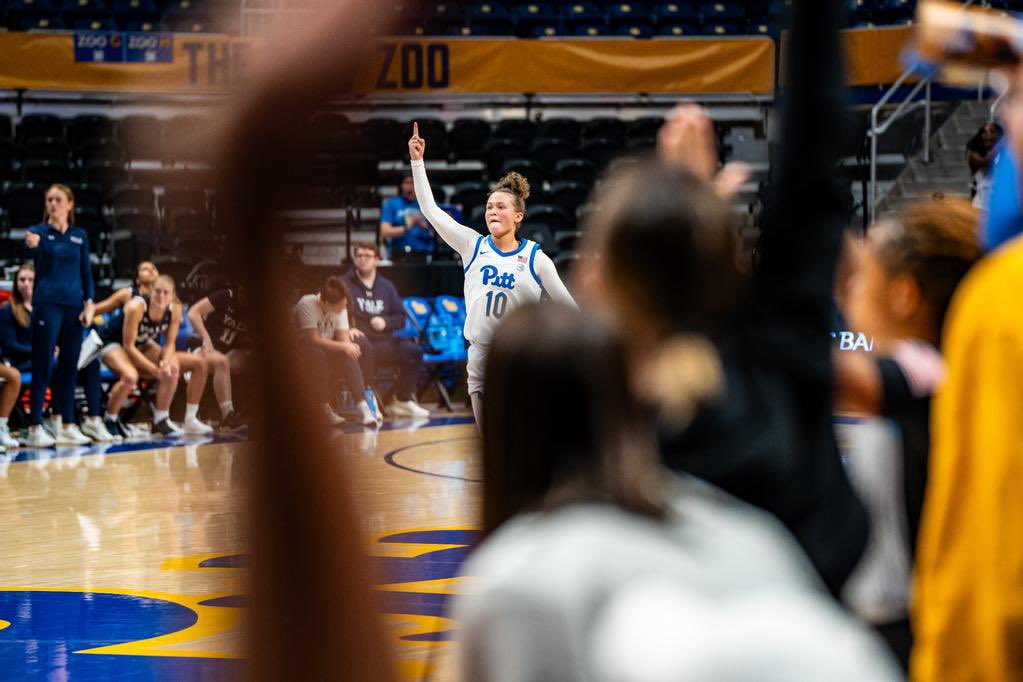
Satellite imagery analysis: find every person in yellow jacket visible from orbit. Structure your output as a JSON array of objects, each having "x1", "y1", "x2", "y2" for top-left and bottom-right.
[{"x1": 911, "y1": 234, "x2": 1023, "y2": 680}]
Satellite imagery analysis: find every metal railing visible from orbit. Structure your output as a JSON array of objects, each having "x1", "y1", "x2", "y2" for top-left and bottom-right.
[{"x1": 867, "y1": 0, "x2": 986, "y2": 223}]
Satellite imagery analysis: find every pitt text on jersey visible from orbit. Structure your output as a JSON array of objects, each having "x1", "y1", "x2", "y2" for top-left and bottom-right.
[{"x1": 480, "y1": 265, "x2": 516, "y2": 290}]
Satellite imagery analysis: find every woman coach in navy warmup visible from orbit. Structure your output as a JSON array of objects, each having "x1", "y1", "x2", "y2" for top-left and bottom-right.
[{"x1": 23, "y1": 183, "x2": 95, "y2": 447}]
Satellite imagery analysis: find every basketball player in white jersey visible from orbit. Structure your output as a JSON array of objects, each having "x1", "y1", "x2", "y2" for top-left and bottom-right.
[{"x1": 408, "y1": 122, "x2": 576, "y2": 425}]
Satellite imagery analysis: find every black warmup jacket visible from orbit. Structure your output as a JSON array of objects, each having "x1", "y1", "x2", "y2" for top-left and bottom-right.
[{"x1": 660, "y1": 0, "x2": 869, "y2": 598}]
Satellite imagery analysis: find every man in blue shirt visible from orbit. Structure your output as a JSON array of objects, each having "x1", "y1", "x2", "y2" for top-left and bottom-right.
[{"x1": 380, "y1": 174, "x2": 434, "y2": 261}]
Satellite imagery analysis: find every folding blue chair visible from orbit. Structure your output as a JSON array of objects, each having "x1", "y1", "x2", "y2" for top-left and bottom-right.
[{"x1": 403, "y1": 297, "x2": 459, "y2": 411}]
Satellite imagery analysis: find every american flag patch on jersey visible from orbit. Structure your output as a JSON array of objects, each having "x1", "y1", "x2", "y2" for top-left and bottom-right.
[{"x1": 518, "y1": 255, "x2": 527, "y2": 262}]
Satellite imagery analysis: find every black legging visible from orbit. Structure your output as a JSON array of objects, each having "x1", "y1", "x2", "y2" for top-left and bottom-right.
[{"x1": 353, "y1": 336, "x2": 423, "y2": 402}]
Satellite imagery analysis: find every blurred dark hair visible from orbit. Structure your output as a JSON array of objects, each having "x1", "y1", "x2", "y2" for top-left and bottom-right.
[
  {"x1": 584, "y1": 159, "x2": 744, "y2": 340},
  {"x1": 481, "y1": 303, "x2": 667, "y2": 540},
  {"x1": 320, "y1": 275, "x2": 348, "y2": 305}
]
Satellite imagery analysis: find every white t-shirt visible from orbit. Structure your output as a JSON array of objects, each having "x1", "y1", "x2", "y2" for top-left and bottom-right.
[
  {"x1": 292, "y1": 293, "x2": 349, "y2": 340},
  {"x1": 454, "y1": 473, "x2": 899, "y2": 682}
]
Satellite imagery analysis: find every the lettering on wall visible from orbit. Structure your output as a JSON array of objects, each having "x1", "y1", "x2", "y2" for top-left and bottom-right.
[{"x1": 374, "y1": 43, "x2": 451, "y2": 90}]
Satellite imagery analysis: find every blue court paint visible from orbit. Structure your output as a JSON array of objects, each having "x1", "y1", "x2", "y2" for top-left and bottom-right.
[
  {"x1": 199, "y1": 555, "x2": 249, "y2": 569},
  {"x1": 383, "y1": 437, "x2": 481, "y2": 483},
  {"x1": 379, "y1": 530, "x2": 479, "y2": 545},
  {"x1": 0, "y1": 590, "x2": 239, "y2": 679}
]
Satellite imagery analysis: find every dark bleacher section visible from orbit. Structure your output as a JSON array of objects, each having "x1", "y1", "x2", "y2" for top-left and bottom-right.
[
  {"x1": 0, "y1": 112, "x2": 223, "y2": 282},
  {"x1": 0, "y1": 0, "x2": 238, "y2": 33},
  {"x1": 3, "y1": 0, "x2": 1007, "y2": 37}
]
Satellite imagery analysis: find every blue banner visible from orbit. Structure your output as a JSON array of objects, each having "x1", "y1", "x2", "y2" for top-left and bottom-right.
[
  {"x1": 73, "y1": 31, "x2": 124, "y2": 63},
  {"x1": 124, "y1": 32, "x2": 174, "y2": 63}
]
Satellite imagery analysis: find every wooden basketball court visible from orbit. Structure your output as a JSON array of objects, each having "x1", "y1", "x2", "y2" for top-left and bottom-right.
[{"x1": 0, "y1": 414, "x2": 480, "y2": 680}]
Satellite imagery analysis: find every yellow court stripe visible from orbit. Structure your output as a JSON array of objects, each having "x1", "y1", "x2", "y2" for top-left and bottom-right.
[{"x1": 0, "y1": 619, "x2": 9, "y2": 631}]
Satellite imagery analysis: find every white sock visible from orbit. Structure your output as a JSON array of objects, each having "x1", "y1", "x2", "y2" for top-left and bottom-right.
[
  {"x1": 185, "y1": 404, "x2": 199, "y2": 421},
  {"x1": 153, "y1": 409, "x2": 169, "y2": 423},
  {"x1": 358, "y1": 400, "x2": 372, "y2": 413},
  {"x1": 0, "y1": 416, "x2": 8, "y2": 429},
  {"x1": 105, "y1": 412, "x2": 119, "y2": 422},
  {"x1": 87, "y1": 415, "x2": 101, "y2": 424},
  {"x1": 219, "y1": 401, "x2": 234, "y2": 418}
]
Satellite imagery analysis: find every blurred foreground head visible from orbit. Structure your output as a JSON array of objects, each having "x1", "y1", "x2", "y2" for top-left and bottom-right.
[
  {"x1": 481, "y1": 303, "x2": 666, "y2": 539},
  {"x1": 577, "y1": 159, "x2": 745, "y2": 428},
  {"x1": 213, "y1": 1, "x2": 395, "y2": 680}
]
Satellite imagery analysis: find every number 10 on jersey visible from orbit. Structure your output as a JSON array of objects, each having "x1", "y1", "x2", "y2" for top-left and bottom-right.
[{"x1": 485, "y1": 291, "x2": 508, "y2": 319}]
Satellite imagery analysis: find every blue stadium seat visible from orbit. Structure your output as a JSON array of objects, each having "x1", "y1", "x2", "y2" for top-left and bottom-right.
[
  {"x1": 9, "y1": 11, "x2": 65, "y2": 31},
  {"x1": 493, "y1": 118, "x2": 537, "y2": 146},
  {"x1": 573, "y1": 22, "x2": 610, "y2": 36},
  {"x1": 449, "y1": 118, "x2": 492, "y2": 160},
  {"x1": 527, "y1": 203, "x2": 571, "y2": 232},
  {"x1": 59, "y1": 0, "x2": 109, "y2": 10},
  {"x1": 699, "y1": 1, "x2": 745, "y2": 20},
  {"x1": 656, "y1": 22, "x2": 700, "y2": 35},
  {"x1": 530, "y1": 137, "x2": 575, "y2": 168},
  {"x1": 609, "y1": 2, "x2": 650, "y2": 27},
  {"x1": 119, "y1": 14, "x2": 161, "y2": 30},
  {"x1": 548, "y1": 180, "x2": 590, "y2": 213},
  {"x1": 18, "y1": 114, "x2": 64, "y2": 143},
  {"x1": 701, "y1": 22, "x2": 743, "y2": 35},
  {"x1": 68, "y1": 14, "x2": 118, "y2": 31},
  {"x1": 111, "y1": 0, "x2": 158, "y2": 14},
  {"x1": 615, "y1": 22, "x2": 654, "y2": 37},
  {"x1": 467, "y1": 1, "x2": 511, "y2": 32},
  {"x1": 501, "y1": 157, "x2": 548, "y2": 183},
  {"x1": 554, "y1": 157, "x2": 596, "y2": 185},
  {"x1": 525, "y1": 23, "x2": 563, "y2": 37},
  {"x1": 564, "y1": 1, "x2": 604, "y2": 26},
  {"x1": 7, "y1": 0, "x2": 57, "y2": 10},
  {"x1": 655, "y1": 1, "x2": 699, "y2": 21},
  {"x1": 463, "y1": 21, "x2": 514, "y2": 35},
  {"x1": 484, "y1": 138, "x2": 521, "y2": 177},
  {"x1": 513, "y1": 2, "x2": 559, "y2": 25},
  {"x1": 582, "y1": 117, "x2": 627, "y2": 144},
  {"x1": 539, "y1": 118, "x2": 581, "y2": 144},
  {"x1": 424, "y1": 0, "x2": 466, "y2": 21}
]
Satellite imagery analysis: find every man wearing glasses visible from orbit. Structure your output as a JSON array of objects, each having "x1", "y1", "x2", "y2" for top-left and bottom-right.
[{"x1": 343, "y1": 242, "x2": 430, "y2": 419}]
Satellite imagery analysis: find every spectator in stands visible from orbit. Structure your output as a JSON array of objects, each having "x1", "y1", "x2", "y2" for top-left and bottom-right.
[
  {"x1": 342, "y1": 243, "x2": 429, "y2": 419},
  {"x1": 188, "y1": 286, "x2": 252, "y2": 431},
  {"x1": 834, "y1": 197, "x2": 981, "y2": 669},
  {"x1": 577, "y1": 0, "x2": 867, "y2": 598},
  {"x1": 293, "y1": 275, "x2": 379, "y2": 427},
  {"x1": 456, "y1": 302, "x2": 898, "y2": 682},
  {"x1": 23, "y1": 183, "x2": 95, "y2": 447},
  {"x1": 966, "y1": 121, "x2": 1003, "y2": 209},
  {"x1": 78, "y1": 275, "x2": 214, "y2": 438},
  {"x1": 379, "y1": 174, "x2": 434, "y2": 262}
]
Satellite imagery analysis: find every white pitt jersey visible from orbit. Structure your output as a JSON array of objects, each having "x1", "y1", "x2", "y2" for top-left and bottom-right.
[{"x1": 462, "y1": 235, "x2": 545, "y2": 345}]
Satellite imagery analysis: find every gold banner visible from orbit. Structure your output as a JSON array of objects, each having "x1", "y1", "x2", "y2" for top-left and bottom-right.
[
  {"x1": 354, "y1": 37, "x2": 776, "y2": 94},
  {"x1": 0, "y1": 32, "x2": 775, "y2": 94},
  {"x1": 843, "y1": 25, "x2": 913, "y2": 87},
  {"x1": 0, "y1": 32, "x2": 255, "y2": 92}
]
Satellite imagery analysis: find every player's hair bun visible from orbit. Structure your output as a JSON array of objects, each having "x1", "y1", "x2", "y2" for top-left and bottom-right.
[{"x1": 493, "y1": 171, "x2": 531, "y2": 202}]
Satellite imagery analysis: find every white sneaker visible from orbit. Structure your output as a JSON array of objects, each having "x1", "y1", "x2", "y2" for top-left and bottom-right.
[
  {"x1": 183, "y1": 417, "x2": 213, "y2": 435},
  {"x1": 81, "y1": 418, "x2": 120, "y2": 443},
  {"x1": 360, "y1": 402, "x2": 380, "y2": 427},
  {"x1": 389, "y1": 399, "x2": 431, "y2": 419},
  {"x1": 323, "y1": 404, "x2": 345, "y2": 426},
  {"x1": 43, "y1": 416, "x2": 62, "y2": 438},
  {"x1": 0, "y1": 424, "x2": 20, "y2": 449},
  {"x1": 56, "y1": 424, "x2": 91, "y2": 446},
  {"x1": 25, "y1": 426, "x2": 56, "y2": 448}
]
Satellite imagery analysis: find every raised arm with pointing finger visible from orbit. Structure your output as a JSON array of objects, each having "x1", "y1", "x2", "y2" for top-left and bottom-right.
[{"x1": 408, "y1": 122, "x2": 480, "y2": 262}]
